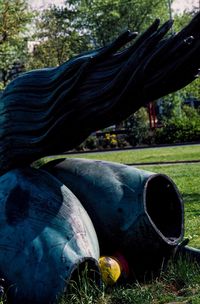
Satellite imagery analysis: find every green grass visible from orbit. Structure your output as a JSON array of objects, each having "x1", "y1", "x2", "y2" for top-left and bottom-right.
[
  {"x1": 33, "y1": 144, "x2": 200, "y2": 167},
  {"x1": 59, "y1": 257, "x2": 200, "y2": 304},
  {"x1": 66, "y1": 144, "x2": 200, "y2": 164}
]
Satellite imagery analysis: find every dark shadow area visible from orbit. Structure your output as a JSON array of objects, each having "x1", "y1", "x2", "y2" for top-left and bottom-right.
[
  {"x1": 59, "y1": 259, "x2": 102, "y2": 304},
  {"x1": 183, "y1": 193, "x2": 200, "y2": 203},
  {"x1": 70, "y1": 259, "x2": 100, "y2": 283},
  {"x1": 146, "y1": 175, "x2": 183, "y2": 240},
  {"x1": 145, "y1": 175, "x2": 183, "y2": 241}
]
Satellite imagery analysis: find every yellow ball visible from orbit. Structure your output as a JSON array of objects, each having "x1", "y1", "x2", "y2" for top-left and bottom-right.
[{"x1": 99, "y1": 256, "x2": 121, "y2": 285}]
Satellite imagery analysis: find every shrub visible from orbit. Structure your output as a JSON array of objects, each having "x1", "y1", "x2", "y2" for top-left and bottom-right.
[
  {"x1": 125, "y1": 108, "x2": 149, "y2": 146},
  {"x1": 154, "y1": 106, "x2": 200, "y2": 144},
  {"x1": 84, "y1": 136, "x2": 98, "y2": 150}
]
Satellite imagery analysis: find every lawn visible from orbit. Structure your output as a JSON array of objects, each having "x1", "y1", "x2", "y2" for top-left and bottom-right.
[{"x1": 65, "y1": 144, "x2": 200, "y2": 164}]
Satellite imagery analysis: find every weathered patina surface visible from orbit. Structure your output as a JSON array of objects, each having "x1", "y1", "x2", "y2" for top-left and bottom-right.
[
  {"x1": 0, "y1": 167, "x2": 99, "y2": 303},
  {"x1": 42, "y1": 158, "x2": 184, "y2": 277}
]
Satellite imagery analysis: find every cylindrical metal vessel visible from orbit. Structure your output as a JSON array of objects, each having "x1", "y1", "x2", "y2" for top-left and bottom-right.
[
  {"x1": 43, "y1": 158, "x2": 184, "y2": 276},
  {"x1": 0, "y1": 167, "x2": 100, "y2": 303}
]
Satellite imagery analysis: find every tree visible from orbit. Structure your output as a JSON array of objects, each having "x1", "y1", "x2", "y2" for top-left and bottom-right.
[
  {"x1": 159, "y1": 10, "x2": 200, "y2": 121},
  {"x1": 30, "y1": 0, "x2": 170, "y2": 70},
  {"x1": 66, "y1": 0, "x2": 170, "y2": 47},
  {"x1": 28, "y1": 5, "x2": 92, "y2": 69},
  {"x1": 0, "y1": 0, "x2": 32, "y2": 88},
  {"x1": 125, "y1": 107, "x2": 149, "y2": 146},
  {"x1": 71, "y1": 0, "x2": 170, "y2": 47}
]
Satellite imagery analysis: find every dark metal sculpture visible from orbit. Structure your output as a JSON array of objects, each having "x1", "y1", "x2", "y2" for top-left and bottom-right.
[
  {"x1": 0, "y1": 13, "x2": 200, "y2": 175},
  {"x1": 0, "y1": 12, "x2": 200, "y2": 303},
  {"x1": 0, "y1": 167, "x2": 100, "y2": 304},
  {"x1": 42, "y1": 158, "x2": 184, "y2": 277}
]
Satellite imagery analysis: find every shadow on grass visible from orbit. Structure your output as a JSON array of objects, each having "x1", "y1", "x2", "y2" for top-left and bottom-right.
[{"x1": 183, "y1": 193, "x2": 200, "y2": 203}]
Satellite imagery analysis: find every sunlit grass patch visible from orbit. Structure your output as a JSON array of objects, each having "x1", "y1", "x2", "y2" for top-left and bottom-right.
[{"x1": 32, "y1": 144, "x2": 200, "y2": 168}]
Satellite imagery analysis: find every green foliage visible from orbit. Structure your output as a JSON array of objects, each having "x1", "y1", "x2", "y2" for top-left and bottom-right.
[
  {"x1": 0, "y1": 0, "x2": 32, "y2": 86},
  {"x1": 84, "y1": 136, "x2": 98, "y2": 150},
  {"x1": 158, "y1": 92, "x2": 183, "y2": 120},
  {"x1": 172, "y1": 11, "x2": 193, "y2": 33},
  {"x1": 75, "y1": 0, "x2": 122, "y2": 47},
  {"x1": 29, "y1": 0, "x2": 170, "y2": 70},
  {"x1": 69, "y1": 0, "x2": 169, "y2": 47},
  {"x1": 155, "y1": 106, "x2": 200, "y2": 144},
  {"x1": 125, "y1": 107, "x2": 149, "y2": 146},
  {"x1": 100, "y1": 133, "x2": 118, "y2": 148},
  {"x1": 28, "y1": 5, "x2": 92, "y2": 69},
  {"x1": 181, "y1": 77, "x2": 200, "y2": 102},
  {"x1": 75, "y1": 132, "x2": 129, "y2": 151}
]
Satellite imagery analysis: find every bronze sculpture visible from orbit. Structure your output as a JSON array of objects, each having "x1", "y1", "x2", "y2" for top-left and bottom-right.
[
  {"x1": 1, "y1": 14, "x2": 200, "y2": 174},
  {"x1": 0, "y1": 12, "x2": 200, "y2": 303}
]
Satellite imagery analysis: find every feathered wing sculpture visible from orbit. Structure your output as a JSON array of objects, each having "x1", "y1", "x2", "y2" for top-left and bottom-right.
[{"x1": 0, "y1": 13, "x2": 200, "y2": 174}]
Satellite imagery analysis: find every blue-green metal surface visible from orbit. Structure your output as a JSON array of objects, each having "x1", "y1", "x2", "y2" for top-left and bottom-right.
[
  {"x1": 43, "y1": 158, "x2": 184, "y2": 276},
  {"x1": 0, "y1": 167, "x2": 100, "y2": 303}
]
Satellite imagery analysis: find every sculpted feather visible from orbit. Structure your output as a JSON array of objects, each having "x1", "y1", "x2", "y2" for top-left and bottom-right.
[{"x1": 0, "y1": 13, "x2": 200, "y2": 174}]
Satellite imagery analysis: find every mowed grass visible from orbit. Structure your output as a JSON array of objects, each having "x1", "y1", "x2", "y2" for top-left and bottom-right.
[{"x1": 65, "y1": 144, "x2": 200, "y2": 164}]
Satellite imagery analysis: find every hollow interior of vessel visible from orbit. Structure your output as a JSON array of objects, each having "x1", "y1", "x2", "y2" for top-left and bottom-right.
[{"x1": 145, "y1": 175, "x2": 183, "y2": 241}]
